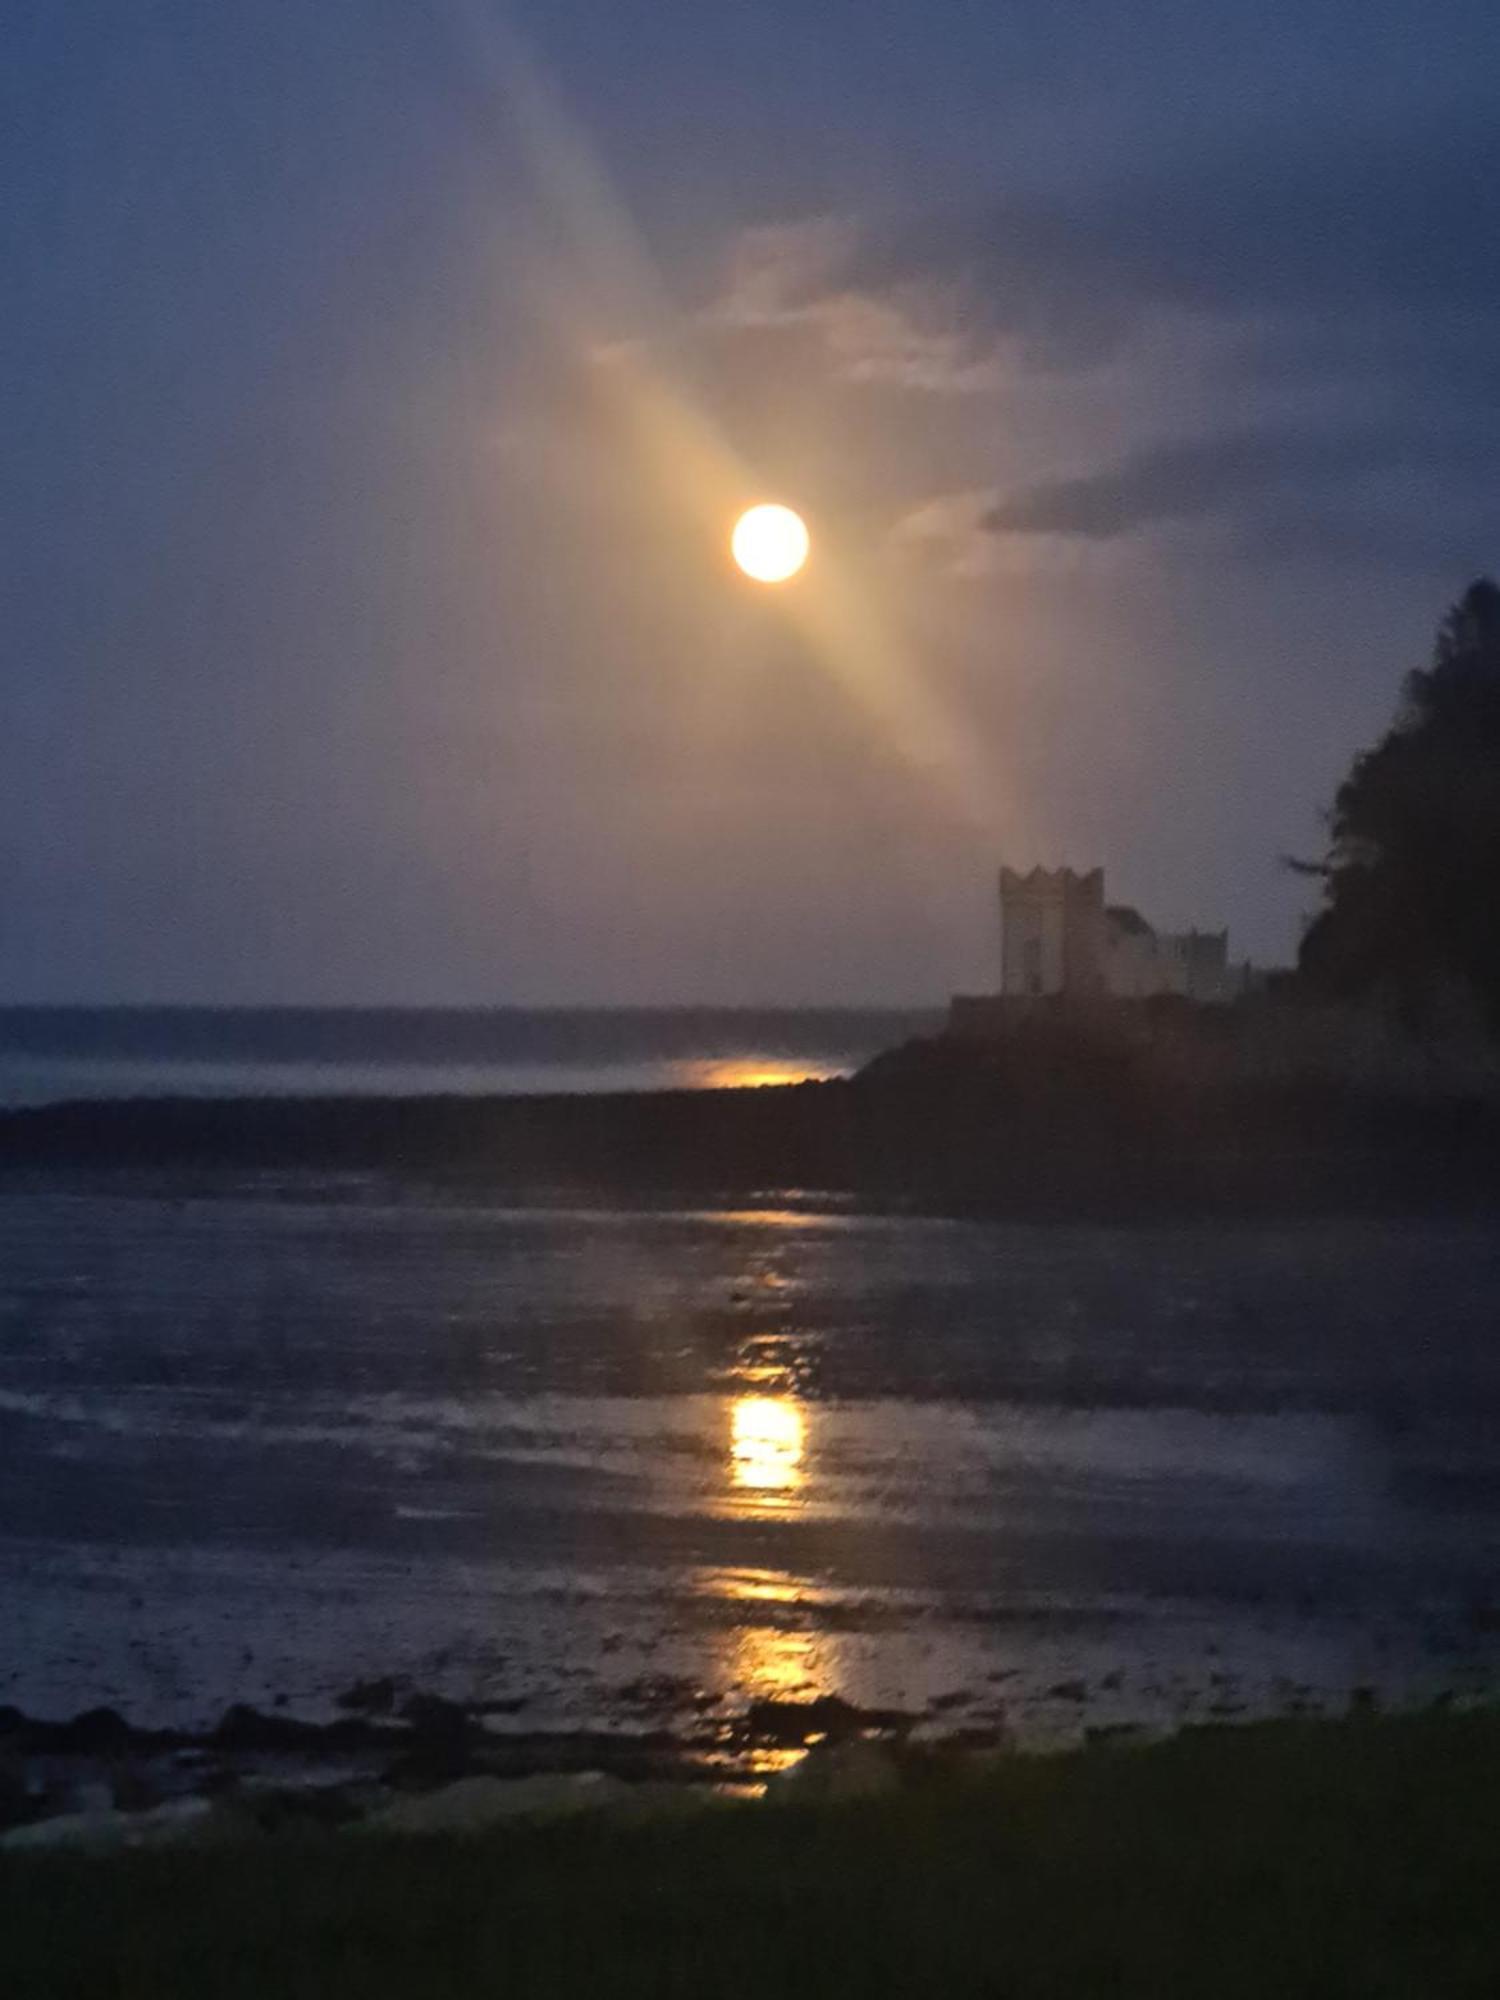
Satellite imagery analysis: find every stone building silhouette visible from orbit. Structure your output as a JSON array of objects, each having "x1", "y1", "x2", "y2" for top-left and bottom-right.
[{"x1": 998, "y1": 866, "x2": 1240, "y2": 1003}]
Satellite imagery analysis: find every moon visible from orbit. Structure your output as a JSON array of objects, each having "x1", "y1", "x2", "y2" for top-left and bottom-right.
[{"x1": 731, "y1": 503, "x2": 810, "y2": 583}]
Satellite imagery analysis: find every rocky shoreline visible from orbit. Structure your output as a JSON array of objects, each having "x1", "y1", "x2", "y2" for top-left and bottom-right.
[
  {"x1": 0, "y1": 1686, "x2": 989, "y2": 1852},
  {"x1": 10, "y1": 1671, "x2": 1490, "y2": 1856}
]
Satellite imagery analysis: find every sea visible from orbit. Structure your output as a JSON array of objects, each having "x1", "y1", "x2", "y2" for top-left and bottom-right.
[
  {"x1": 2, "y1": 1009, "x2": 1499, "y2": 1746},
  {"x1": 0, "y1": 1006, "x2": 939, "y2": 1109}
]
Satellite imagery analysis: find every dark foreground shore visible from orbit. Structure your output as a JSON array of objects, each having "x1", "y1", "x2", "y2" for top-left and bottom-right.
[
  {"x1": 5, "y1": 1706, "x2": 1500, "y2": 1998},
  {"x1": 3, "y1": 1022, "x2": 1499, "y2": 1217}
]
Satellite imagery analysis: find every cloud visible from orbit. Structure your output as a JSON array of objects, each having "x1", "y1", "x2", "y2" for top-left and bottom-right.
[
  {"x1": 983, "y1": 429, "x2": 1385, "y2": 539},
  {"x1": 983, "y1": 422, "x2": 1500, "y2": 552},
  {"x1": 849, "y1": 106, "x2": 1500, "y2": 350},
  {"x1": 705, "y1": 218, "x2": 1008, "y2": 395},
  {"x1": 887, "y1": 488, "x2": 1001, "y2": 576},
  {"x1": 687, "y1": 95, "x2": 1500, "y2": 582},
  {"x1": 704, "y1": 103, "x2": 1500, "y2": 409}
]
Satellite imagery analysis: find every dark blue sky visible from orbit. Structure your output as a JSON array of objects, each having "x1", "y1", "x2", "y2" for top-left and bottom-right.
[{"x1": 6, "y1": 0, "x2": 1499, "y2": 1001}]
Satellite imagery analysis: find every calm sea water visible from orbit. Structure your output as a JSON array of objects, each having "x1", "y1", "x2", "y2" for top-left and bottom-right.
[
  {"x1": 0, "y1": 1007, "x2": 939, "y2": 1107},
  {"x1": 2, "y1": 1172, "x2": 1499, "y2": 1741}
]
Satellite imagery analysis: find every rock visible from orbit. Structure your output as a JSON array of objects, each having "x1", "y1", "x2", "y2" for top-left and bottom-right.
[
  {"x1": 211, "y1": 1704, "x2": 308, "y2": 1753},
  {"x1": 240, "y1": 1780, "x2": 387, "y2": 1834},
  {"x1": 362, "y1": 1771, "x2": 625, "y2": 1836},
  {"x1": 60, "y1": 1779, "x2": 116, "y2": 1818},
  {"x1": 129, "y1": 1797, "x2": 250, "y2": 1848},
  {"x1": 0, "y1": 1758, "x2": 32, "y2": 1832},
  {"x1": 745, "y1": 1695, "x2": 857, "y2": 1745},
  {"x1": 613, "y1": 1674, "x2": 702, "y2": 1713},
  {"x1": 109, "y1": 1765, "x2": 162, "y2": 1813},
  {"x1": 768, "y1": 1741, "x2": 902, "y2": 1803},
  {"x1": 1085, "y1": 1723, "x2": 1149, "y2": 1748},
  {"x1": 399, "y1": 1693, "x2": 474, "y2": 1740},
  {"x1": 325, "y1": 1781, "x2": 396, "y2": 1824},
  {"x1": 743, "y1": 1695, "x2": 911, "y2": 1747},
  {"x1": 2, "y1": 1794, "x2": 264, "y2": 1855},
  {"x1": 382, "y1": 1695, "x2": 486, "y2": 1788},
  {"x1": 50, "y1": 1707, "x2": 136, "y2": 1755},
  {"x1": 930, "y1": 1725, "x2": 1010, "y2": 1757},
  {"x1": 382, "y1": 1744, "x2": 480, "y2": 1790},
  {"x1": 338, "y1": 1677, "x2": 400, "y2": 1717},
  {"x1": 3, "y1": 1808, "x2": 132, "y2": 1854},
  {"x1": 210, "y1": 1704, "x2": 379, "y2": 1756}
]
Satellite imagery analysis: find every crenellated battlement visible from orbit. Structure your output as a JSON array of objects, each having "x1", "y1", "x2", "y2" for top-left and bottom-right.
[{"x1": 997, "y1": 866, "x2": 1243, "y2": 1002}]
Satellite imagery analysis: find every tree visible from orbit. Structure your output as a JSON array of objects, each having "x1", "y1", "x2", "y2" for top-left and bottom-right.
[{"x1": 1298, "y1": 579, "x2": 1500, "y2": 1032}]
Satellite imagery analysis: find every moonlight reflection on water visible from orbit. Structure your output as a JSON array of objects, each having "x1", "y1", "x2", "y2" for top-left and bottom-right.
[
  {"x1": 729, "y1": 1395, "x2": 807, "y2": 1504},
  {"x1": 6, "y1": 1187, "x2": 1500, "y2": 1741},
  {"x1": 711, "y1": 1568, "x2": 824, "y2": 1727}
]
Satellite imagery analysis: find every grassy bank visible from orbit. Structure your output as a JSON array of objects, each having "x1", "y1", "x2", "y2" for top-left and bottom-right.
[{"x1": 5, "y1": 1710, "x2": 1500, "y2": 1998}]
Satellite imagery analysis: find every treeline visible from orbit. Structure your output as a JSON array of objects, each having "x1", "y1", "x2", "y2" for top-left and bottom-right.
[{"x1": 1294, "y1": 578, "x2": 1500, "y2": 1035}]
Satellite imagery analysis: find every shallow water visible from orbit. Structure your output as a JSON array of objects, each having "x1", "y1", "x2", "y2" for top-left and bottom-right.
[{"x1": 2, "y1": 1175, "x2": 1499, "y2": 1739}]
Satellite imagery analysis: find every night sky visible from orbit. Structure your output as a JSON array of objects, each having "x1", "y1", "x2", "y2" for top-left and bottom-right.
[{"x1": 6, "y1": 1, "x2": 1499, "y2": 1003}]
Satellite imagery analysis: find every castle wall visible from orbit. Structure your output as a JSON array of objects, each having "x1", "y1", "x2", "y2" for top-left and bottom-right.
[
  {"x1": 1157, "y1": 930, "x2": 1231, "y2": 1002},
  {"x1": 1061, "y1": 869, "x2": 1106, "y2": 994},
  {"x1": 1000, "y1": 867, "x2": 1105, "y2": 996},
  {"x1": 1105, "y1": 923, "x2": 1161, "y2": 998},
  {"x1": 998, "y1": 868, "x2": 1241, "y2": 1003}
]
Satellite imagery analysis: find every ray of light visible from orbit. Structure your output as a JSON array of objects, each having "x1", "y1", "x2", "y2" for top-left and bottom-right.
[{"x1": 433, "y1": 1, "x2": 1003, "y2": 839}]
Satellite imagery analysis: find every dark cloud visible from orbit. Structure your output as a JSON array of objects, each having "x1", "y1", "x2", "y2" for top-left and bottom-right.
[
  {"x1": 851, "y1": 107, "x2": 1500, "y2": 355},
  {"x1": 983, "y1": 425, "x2": 1498, "y2": 543},
  {"x1": 740, "y1": 103, "x2": 1500, "y2": 571}
]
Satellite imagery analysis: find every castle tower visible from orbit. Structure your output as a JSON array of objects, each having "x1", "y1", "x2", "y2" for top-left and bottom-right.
[{"x1": 999, "y1": 866, "x2": 1107, "y2": 997}]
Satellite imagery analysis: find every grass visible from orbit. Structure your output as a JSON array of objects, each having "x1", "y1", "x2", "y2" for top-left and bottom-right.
[{"x1": 4, "y1": 1710, "x2": 1500, "y2": 1998}]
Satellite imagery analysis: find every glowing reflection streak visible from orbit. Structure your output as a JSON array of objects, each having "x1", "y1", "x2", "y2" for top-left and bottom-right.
[
  {"x1": 710, "y1": 1567, "x2": 821, "y2": 1765},
  {"x1": 730, "y1": 1395, "x2": 805, "y2": 1498},
  {"x1": 679, "y1": 1058, "x2": 843, "y2": 1090}
]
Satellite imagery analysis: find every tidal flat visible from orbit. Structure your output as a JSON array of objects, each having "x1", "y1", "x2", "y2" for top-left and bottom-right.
[{"x1": 4, "y1": 1180, "x2": 1500, "y2": 1751}]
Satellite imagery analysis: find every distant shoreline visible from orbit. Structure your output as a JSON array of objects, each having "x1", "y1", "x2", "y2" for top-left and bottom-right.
[
  {"x1": 3, "y1": 1029, "x2": 1498, "y2": 1220},
  {"x1": 0, "y1": 1004, "x2": 944, "y2": 1113}
]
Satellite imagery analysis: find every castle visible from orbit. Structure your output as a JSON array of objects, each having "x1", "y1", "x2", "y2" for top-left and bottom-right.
[{"x1": 984, "y1": 865, "x2": 1245, "y2": 1005}]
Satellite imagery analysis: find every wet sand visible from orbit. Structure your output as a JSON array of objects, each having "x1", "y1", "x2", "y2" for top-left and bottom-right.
[{"x1": 3, "y1": 1176, "x2": 1499, "y2": 1748}]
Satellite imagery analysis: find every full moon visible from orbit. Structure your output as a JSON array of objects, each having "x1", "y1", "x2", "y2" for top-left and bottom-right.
[{"x1": 731, "y1": 503, "x2": 809, "y2": 583}]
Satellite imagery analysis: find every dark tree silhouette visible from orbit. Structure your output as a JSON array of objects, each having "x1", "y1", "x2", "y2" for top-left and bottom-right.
[{"x1": 1298, "y1": 579, "x2": 1500, "y2": 1031}]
